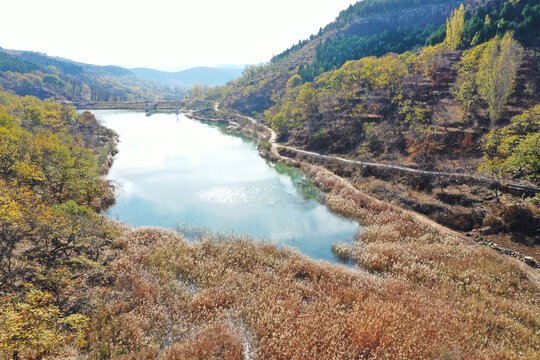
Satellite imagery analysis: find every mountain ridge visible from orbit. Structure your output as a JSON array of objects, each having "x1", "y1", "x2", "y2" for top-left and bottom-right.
[
  {"x1": 0, "y1": 48, "x2": 245, "y2": 102},
  {"x1": 129, "y1": 66, "x2": 244, "y2": 87}
]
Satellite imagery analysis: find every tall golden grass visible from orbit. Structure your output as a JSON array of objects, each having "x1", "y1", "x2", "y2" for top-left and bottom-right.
[{"x1": 85, "y1": 216, "x2": 539, "y2": 359}]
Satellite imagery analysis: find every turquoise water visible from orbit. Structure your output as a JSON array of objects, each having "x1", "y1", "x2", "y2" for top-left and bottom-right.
[{"x1": 94, "y1": 110, "x2": 358, "y2": 262}]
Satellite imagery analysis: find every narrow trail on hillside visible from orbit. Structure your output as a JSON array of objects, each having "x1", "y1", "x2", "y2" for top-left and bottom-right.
[{"x1": 212, "y1": 102, "x2": 537, "y2": 193}]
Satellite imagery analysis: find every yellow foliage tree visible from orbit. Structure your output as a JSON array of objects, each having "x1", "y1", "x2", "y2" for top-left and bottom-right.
[
  {"x1": 476, "y1": 33, "x2": 524, "y2": 124},
  {"x1": 372, "y1": 53, "x2": 408, "y2": 100},
  {"x1": 416, "y1": 44, "x2": 446, "y2": 83},
  {"x1": 480, "y1": 105, "x2": 540, "y2": 186},
  {"x1": 286, "y1": 74, "x2": 302, "y2": 88},
  {"x1": 451, "y1": 42, "x2": 488, "y2": 116},
  {"x1": 190, "y1": 83, "x2": 206, "y2": 99},
  {"x1": 444, "y1": 4, "x2": 466, "y2": 51},
  {"x1": 0, "y1": 289, "x2": 88, "y2": 360}
]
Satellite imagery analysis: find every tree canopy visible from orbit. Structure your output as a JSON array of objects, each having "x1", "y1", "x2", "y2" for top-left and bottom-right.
[
  {"x1": 480, "y1": 105, "x2": 540, "y2": 186},
  {"x1": 0, "y1": 91, "x2": 118, "y2": 359}
]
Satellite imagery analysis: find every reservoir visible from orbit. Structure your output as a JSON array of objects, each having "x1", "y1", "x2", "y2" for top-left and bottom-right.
[{"x1": 94, "y1": 110, "x2": 358, "y2": 262}]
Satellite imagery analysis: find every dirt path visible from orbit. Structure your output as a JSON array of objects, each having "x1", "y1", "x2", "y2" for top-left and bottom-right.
[
  {"x1": 212, "y1": 102, "x2": 537, "y2": 193},
  {"x1": 284, "y1": 146, "x2": 538, "y2": 192}
]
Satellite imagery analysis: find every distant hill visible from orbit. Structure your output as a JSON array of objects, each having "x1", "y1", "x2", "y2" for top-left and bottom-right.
[
  {"x1": 129, "y1": 66, "x2": 245, "y2": 87},
  {"x1": 0, "y1": 49, "x2": 186, "y2": 102}
]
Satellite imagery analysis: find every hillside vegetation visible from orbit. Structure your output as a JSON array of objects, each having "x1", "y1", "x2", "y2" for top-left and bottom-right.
[
  {"x1": 299, "y1": 0, "x2": 540, "y2": 81},
  {"x1": 0, "y1": 89, "x2": 538, "y2": 359},
  {"x1": 0, "y1": 50, "x2": 186, "y2": 102},
  {"x1": 0, "y1": 91, "x2": 119, "y2": 358},
  {"x1": 214, "y1": 0, "x2": 540, "y2": 120}
]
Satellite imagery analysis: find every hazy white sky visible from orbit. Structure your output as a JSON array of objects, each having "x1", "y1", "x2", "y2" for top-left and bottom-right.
[{"x1": 0, "y1": 0, "x2": 354, "y2": 70}]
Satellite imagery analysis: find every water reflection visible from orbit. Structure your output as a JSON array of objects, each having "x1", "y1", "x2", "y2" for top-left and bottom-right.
[{"x1": 93, "y1": 110, "x2": 358, "y2": 262}]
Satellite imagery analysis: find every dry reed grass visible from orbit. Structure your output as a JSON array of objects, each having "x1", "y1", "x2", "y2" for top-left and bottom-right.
[{"x1": 85, "y1": 219, "x2": 539, "y2": 359}]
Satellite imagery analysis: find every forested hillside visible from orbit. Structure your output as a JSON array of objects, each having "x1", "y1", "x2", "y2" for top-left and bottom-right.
[
  {"x1": 206, "y1": 0, "x2": 539, "y2": 255},
  {"x1": 267, "y1": 33, "x2": 538, "y2": 163},
  {"x1": 0, "y1": 49, "x2": 186, "y2": 102},
  {"x1": 298, "y1": 0, "x2": 540, "y2": 81},
  {"x1": 0, "y1": 91, "x2": 120, "y2": 358},
  {"x1": 273, "y1": 0, "x2": 461, "y2": 70},
  {"x1": 213, "y1": 0, "x2": 539, "y2": 114},
  {"x1": 209, "y1": 0, "x2": 469, "y2": 114},
  {"x1": 209, "y1": 0, "x2": 539, "y2": 176}
]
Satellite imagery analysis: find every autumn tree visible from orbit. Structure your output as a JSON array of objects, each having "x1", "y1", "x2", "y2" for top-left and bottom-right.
[
  {"x1": 190, "y1": 83, "x2": 206, "y2": 99},
  {"x1": 267, "y1": 100, "x2": 295, "y2": 136},
  {"x1": 451, "y1": 43, "x2": 487, "y2": 118},
  {"x1": 293, "y1": 83, "x2": 319, "y2": 134},
  {"x1": 399, "y1": 99, "x2": 431, "y2": 128},
  {"x1": 476, "y1": 33, "x2": 524, "y2": 124},
  {"x1": 286, "y1": 74, "x2": 303, "y2": 88},
  {"x1": 372, "y1": 53, "x2": 408, "y2": 100},
  {"x1": 416, "y1": 44, "x2": 446, "y2": 84},
  {"x1": 406, "y1": 126, "x2": 443, "y2": 167},
  {"x1": 480, "y1": 105, "x2": 540, "y2": 187},
  {"x1": 0, "y1": 289, "x2": 88, "y2": 360},
  {"x1": 444, "y1": 4, "x2": 466, "y2": 51}
]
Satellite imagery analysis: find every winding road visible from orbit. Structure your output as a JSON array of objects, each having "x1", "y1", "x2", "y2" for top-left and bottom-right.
[{"x1": 213, "y1": 102, "x2": 538, "y2": 194}]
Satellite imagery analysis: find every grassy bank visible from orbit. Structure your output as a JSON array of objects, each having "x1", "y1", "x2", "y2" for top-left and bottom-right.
[{"x1": 279, "y1": 144, "x2": 540, "y2": 264}]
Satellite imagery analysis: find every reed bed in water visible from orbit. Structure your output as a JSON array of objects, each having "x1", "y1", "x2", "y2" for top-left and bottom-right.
[{"x1": 85, "y1": 218, "x2": 539, "y2": 359}]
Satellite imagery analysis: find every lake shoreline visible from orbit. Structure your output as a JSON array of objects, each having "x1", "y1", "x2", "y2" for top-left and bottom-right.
[
  {"x1": 86, "y1": 103, "x2": 539, "y2": 269},
  {"x1": 94, "y1": 109, "x2": 359, "y2": 262},
  {"x1": 183, "y1": 103, "x2": 540, "y2": 271}
]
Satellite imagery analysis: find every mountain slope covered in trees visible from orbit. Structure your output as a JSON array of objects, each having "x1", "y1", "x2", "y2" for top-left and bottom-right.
[
  {"x1": 0, "y1": 91, "x2": 120, "y2": 358},
  {"x1": 208, "y1": 0, "x2": 539, "y2": 179},
  {"x1": 212, "y1": 0, "x2": 540, "y2": 115},
  {"x1": 0, "y1": 49, "x2": 186, "y2": 102}
]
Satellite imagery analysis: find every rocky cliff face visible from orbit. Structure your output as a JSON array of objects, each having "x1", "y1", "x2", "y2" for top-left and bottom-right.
[{"x1": 342, "y1": 1, "x2": 463, "y2": 37}]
